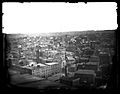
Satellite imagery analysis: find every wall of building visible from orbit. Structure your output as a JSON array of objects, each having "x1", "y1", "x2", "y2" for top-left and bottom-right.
[{"x1": 32, "y1": 63, "x2": 61, "y2": 78}]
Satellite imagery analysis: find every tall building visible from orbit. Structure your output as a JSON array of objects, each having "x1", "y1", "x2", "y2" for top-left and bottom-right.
[
  {"x1": 74, "y1": 70, "x2": 96, "y2": 85},
  {"x1": 85, "y1": 62, "x2": 99, "y2": 71},
  {"x1": 36, "y1": 46, "x2": 43, "y2": 63},
  {"x1": 99, "y1": 52, "x2": 110, "y2": 65},
  {"x1": 82, "y1": 55, "x2": 100, "y2": 71}
]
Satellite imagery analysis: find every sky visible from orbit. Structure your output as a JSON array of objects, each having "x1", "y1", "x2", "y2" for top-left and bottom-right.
[{"x1": 3, "y1": 2, "x2": 117, "y2": 34}]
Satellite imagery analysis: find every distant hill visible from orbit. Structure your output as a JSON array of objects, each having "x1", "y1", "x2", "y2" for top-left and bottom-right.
[
  {"x1": 5, "y1": 30, "x2": 115, "y2": 38},
  {"x1": 48, "y1": 30, "x2": 115, "y2": 36}
]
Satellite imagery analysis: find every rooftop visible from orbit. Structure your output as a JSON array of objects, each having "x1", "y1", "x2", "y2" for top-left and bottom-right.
[
  {"x1": 75, "y1": 70, "x2": 96, "y2": 75},
  {"x1": 60, "y1": 76, "x2": 80, "y2": 81},
  {"x1": 67, "y1": 56, "x2": 75, "y2": 61},
  {"x1": 21, "y1": 66, "x2": 34, "y2": 69},
  {"x1": 45, "y1": 62, "x2": 59, "y2": 65},
  {"x1": 36, "y1": 63, "x2": 46, "y2": 66},
  {"x1": 86, "y1": 62, "x2": 99, "y2": 65}
]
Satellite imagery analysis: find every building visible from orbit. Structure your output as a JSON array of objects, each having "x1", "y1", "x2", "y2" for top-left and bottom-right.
[
  {"x1": 79, "y1": 57, "x2": 89, "y2": 63},
  {"x1": 60, "y1": 76, "x2": 80, "y2": 86},
  {"x1": 32, "y1": 63, "x2": 50, "y2": 78},
  {"x1": 82, "y1": 55, "x2": 100, "y2": 71},
  {"x1": 77, "y1": 63, "x2": 85, "y2": 70},
  {"x1": 89, "y1": 56, "x2": 100, "y2": 62},
  {"x1": 32, "y1": 62, "x2": 61, "y2": 78},
  {"x1": 11, "y1": 58, "x2": 19, "y2": 65},
  {"x1": 45, "y1": 62, "x2": 61, "y2": 75},
  {"x1": 99, "y1": 52, "x2": 110, "y2": 65},
  {"x1": 85, "y1": 62, "x2": 99, "y2": 71},
  {"x1": 68, "y1": 66, "x2": 76, "y2": 72},
  {"x1": 90, "y1": 41, "x2": 96, "y2": 49},
  {"x1": 67, "y1": 56, "x2": 75, "y2": 64},
  {"x1": 74, "y1": 70, "x2": 96, "y2": 85},
  {"x1": 36, "y1": 46, "x2": 43, "y2": 63},
  {"x1": 83, "y1": 49, "x2": 94, "y2": 57}
]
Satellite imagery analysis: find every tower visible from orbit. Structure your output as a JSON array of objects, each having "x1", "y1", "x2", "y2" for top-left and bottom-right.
[
  {"x1": 64, "y1": 35, "x2": 68, "y2": 76},
  {"x1": 36, "y1": 45, "x2": 43, "y2": 64}
]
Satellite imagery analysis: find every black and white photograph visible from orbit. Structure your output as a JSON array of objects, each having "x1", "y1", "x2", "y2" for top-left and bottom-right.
[{"x1": 2, "y1": 2, "x2": 118, "y2": 93}]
